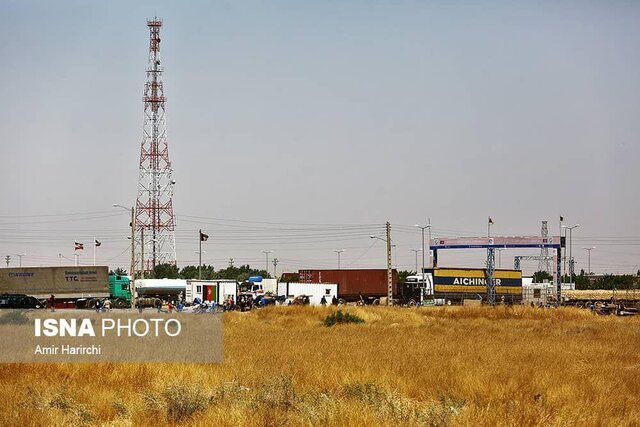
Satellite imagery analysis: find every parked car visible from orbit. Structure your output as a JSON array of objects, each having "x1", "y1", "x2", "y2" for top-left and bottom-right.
[{"x1": 0, "y1": 294, "x2": 44, "y2": 309}]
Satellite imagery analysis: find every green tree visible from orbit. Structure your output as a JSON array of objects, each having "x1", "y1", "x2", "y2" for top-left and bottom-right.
[
  {"x1": 151, "y1": 263, "x2": 180, "y2": 279},
  {"x1": 109, "y1": 267, "x2": 127, "y2": 276},
  {"x1": 179, "y1": 264, "x2": 215, "y2": 279},
  {"x1": 574, "y1": 270, "x2": 591, "y2": 289},
  {"x1": 593, "y1": 274, "x2": 637, "y2": 290},
  {"x1": 397, "y1": 270, "x2": 416, "y2": 285},
  {"x1": 214, "y1": 264, "x2": 269, "y2": 282},
  {"x1": 532, "y1": 270, "x2": 553, "y2": 283}
]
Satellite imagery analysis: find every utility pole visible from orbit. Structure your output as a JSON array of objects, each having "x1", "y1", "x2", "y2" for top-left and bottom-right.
[
  {"x1": 427, "y1": 218, "x2": 432, "y2": 268},
  {"x1": 16, "y1": 253, "x2": 26, "y2": 268},
  {"x1": 416, "y1": 219, "x2": 431, "y2": 277},
  {"x1": 563, "y1": 224, "x2": 579, "y2": 285},
  {"x1": 262, "y1": 250, "x2": 273, "y2": 276},
  {"x1": 198, "y1": 229, "x2": 202, "y2": 280},
  {"x1": 333, "y1": 250, "x2": 345, "y2": 270},
  {"x1": 4, "y1": 255, "x2": 10, "y2": 268},
  {"x1": 411, "y1": 248, "x2": 421, "y2": 273},
  {"x1": 584, "y1": 247, "x2": 595, "y2": 275},
  {"x1": 386, "y1": 221, "x2": 393, "y2": 306},
  {"x1": 272, "y1": 258, "x2": 279, "y2": 279}
]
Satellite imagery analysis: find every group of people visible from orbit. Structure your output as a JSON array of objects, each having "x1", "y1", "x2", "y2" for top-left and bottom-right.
[
  {"x1": 319, "y1": 295, "x2": 339, "y2": 305},
  {"x1": 94, "y1": 299, "x2": 112, "y2": 312},
  {"x1": 166, "y1": 300, "x2": 185, "y2": 313}
]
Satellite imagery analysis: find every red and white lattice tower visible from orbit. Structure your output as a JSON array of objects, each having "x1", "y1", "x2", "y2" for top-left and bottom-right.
[{"x1": 135, "y1": 18, "x2": 176, "y2": 272}]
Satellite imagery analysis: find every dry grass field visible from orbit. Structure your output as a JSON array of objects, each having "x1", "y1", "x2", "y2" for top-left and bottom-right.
[{"x1": 2, "y1": 306, "x2": 640, "y2": 426}]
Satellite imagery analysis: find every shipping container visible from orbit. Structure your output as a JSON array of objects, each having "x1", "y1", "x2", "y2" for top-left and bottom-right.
[
  {"x1": 186, "y1": 279, "x2": 237, "y2": 304},
  {"x1": 277, "y1": 282, "x2": 338, "y2": 305},
  {"x1": 0, "y1": 266, "x2": 109, "y2": 298},
  {"x1": 431, "y1": 267, "x2": 522, "y2": 303},
  {"x1": 298, "y1": 269, "x2": 397, "y2": 303}
]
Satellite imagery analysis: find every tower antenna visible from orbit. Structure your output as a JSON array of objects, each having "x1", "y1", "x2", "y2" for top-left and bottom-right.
[{"x1": 135, "y1": 18, "x2": 176, "y2": 274}]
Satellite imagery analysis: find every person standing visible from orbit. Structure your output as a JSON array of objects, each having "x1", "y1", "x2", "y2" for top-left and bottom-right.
[
  {"x1": 320, "y1": 295, "x2": 327, "y2": 306},
  {"x1": 48, "y1": 294, "x2": 55, "y2": 312}
]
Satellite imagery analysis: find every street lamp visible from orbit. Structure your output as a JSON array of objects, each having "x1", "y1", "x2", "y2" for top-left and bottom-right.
[
  {"x1": 562, "y1": 224, "x2": 579, "y2": 284},
  {"x1": 333, "y1": 249, "x2": 345, "y2": 270},
  {"x1": 416, "y1": 220, "x2": 432, "y2": 277},
  {"x1": 113, "y1": 203, "x2": 136, "y2": 281},
  {"x1": 262, "y1": 250, "x2": 273, "y2": 276},
  {"x1": 583, "y1": 247, "x2": 595, "y2": 275}
]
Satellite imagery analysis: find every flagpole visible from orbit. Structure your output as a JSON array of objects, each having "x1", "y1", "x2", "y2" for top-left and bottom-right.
[
  {"x1": 93, "y1": 236, "x2": 96, "y2": 266},
  {"x1": 198, "y1": 229, "x2": 202, "y2": 280},
  {"x1": 560, "y1": 216, "x2": 564, "y2": 279}
]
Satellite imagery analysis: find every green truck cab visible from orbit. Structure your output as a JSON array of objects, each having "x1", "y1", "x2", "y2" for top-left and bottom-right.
[{"x1": 108, "y1": 273, "x2": 133, "y2": 308}]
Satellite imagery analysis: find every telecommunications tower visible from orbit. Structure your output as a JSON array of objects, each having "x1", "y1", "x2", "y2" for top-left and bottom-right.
[
  {"x1": 135, "y1": 18, "x2": 176, "y2": 273},
  {"x1": 538, "y1": 221, "x2": 551, "y2": 274}
]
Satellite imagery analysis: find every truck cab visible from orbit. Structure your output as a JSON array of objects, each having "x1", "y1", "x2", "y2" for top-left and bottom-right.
[
  {"x1": 239, "y1": 277, "x2": 277, "y2": 298},
  {"x1": 400, "y1": 273, "x2": 433, "y2": 305},
  {"x1": 108, "y1": 274, "x2": 133, "y2": 308}
]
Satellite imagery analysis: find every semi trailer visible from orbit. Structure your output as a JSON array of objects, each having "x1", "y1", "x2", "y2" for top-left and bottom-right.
[
  {"x1": 298, "y1": 269, "x2": 398, "y2": 304},
  {"x1": 0, "y1": 266, "x2": 132, "y2": 308},
  {"x1": 429, "y1": 267, "x2": 523, "y2": 304}
]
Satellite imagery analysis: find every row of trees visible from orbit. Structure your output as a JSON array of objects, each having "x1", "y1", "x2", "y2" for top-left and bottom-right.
[
  {"x1": 532, "y1": 270, "x2": 639, "y2": 290},
  {"x1": 112, "y1": 264, "x2": 271, "y2": 282}
]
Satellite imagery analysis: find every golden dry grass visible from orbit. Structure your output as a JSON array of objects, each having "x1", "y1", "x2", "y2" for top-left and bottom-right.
[
  {"x1": 2, "y1": 306, "x2": 640, "y2": 426},
  {"x1": 564, "y1": 289, "x2": 640, "y2": 301}
]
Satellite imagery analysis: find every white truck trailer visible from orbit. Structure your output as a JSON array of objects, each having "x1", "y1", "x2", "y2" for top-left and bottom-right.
[{"x1": 277, "y1": 282, "x2": 338, "y2": 305}]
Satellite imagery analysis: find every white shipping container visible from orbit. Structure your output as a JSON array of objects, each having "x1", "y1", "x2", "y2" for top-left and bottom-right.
[
  {"x1": 277, "y1": 282, "x2": 338, "y2": 305},
  {"x1": 186, "y1": 279, "x2": 238, "y2": 303}
]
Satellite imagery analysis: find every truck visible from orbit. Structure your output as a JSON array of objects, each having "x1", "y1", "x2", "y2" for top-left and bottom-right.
[
  {"x1": 238, "y1": 277, "x2": 277, "y2": 297},
  {"x1": 185, "y1": 279, "x2": 238, "y2": 305},
  {"x1": 277, "y1": 282, "x2": 338, "y2": 305},
  {"x1": 134, "y1": 278, "x2": 186, "y2": 300},
  {"x1": 0, "y1": 266, "x2": 132, "y2": 309},
  {"x1": 298, "y1": 269, "x2": 398, "y2": 304},
  {"x1": 398, "y1": 273, "x2": 434, "y2": 306}
]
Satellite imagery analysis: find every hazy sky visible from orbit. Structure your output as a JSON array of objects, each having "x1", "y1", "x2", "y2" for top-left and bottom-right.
[{"x1": 1, "y1": 0, "x2": 639, "y2": 275}]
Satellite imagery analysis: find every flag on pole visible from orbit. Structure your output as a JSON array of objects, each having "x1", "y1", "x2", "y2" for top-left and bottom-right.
[
  {"x1": 95, "y1": 240, "x2": 101, "y2": 247},
  {"x1": 74, "y1": 241, "x2": 84, "y2": 251},
  {"x1": 200, "y1": 231, "x2": 209, "y2": 242},
  {"x1": 488, "y1": 217, "x2": 494, "y2": 224},
  {"x1": 560, "y1": 215, "x2": 564, "y2": 222}
]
